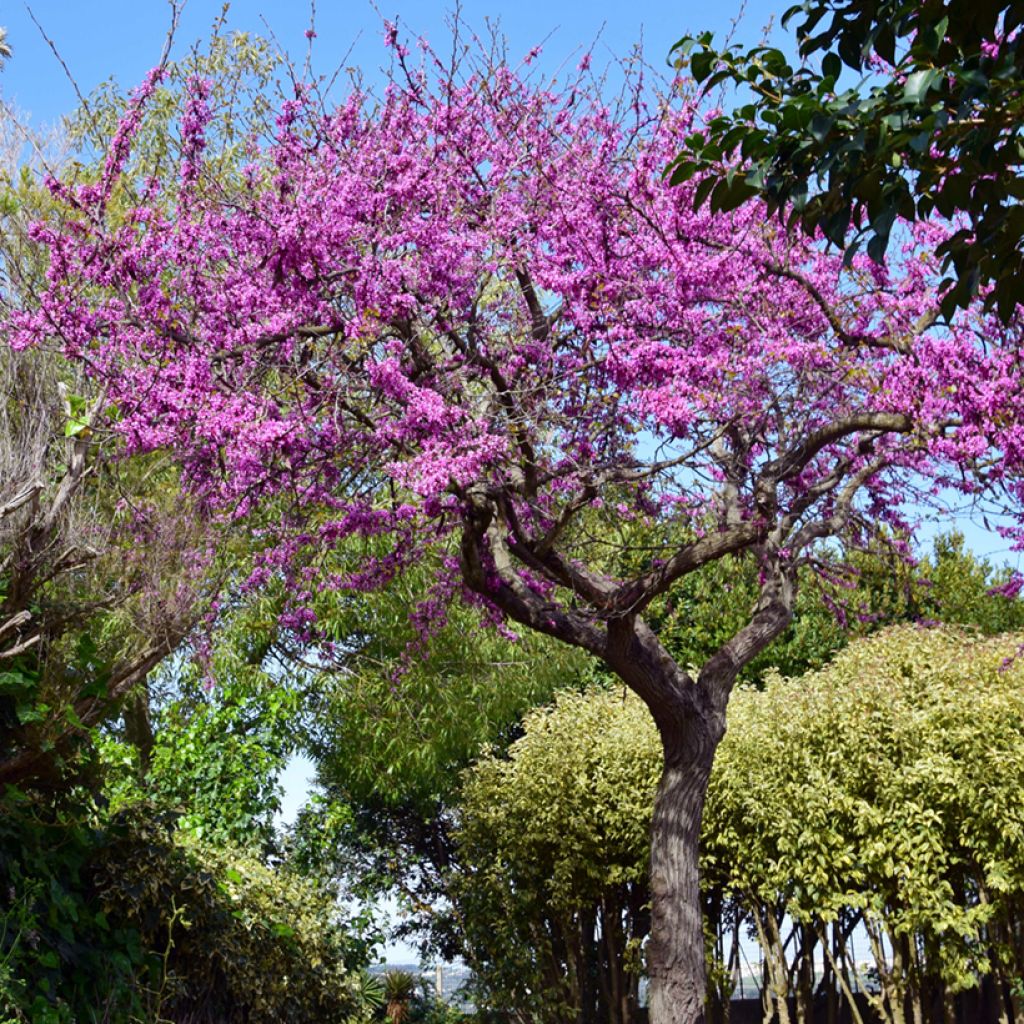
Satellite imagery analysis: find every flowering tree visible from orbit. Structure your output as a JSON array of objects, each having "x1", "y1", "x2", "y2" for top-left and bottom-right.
[{"x1": 11, "y1": 34, "x2": 1024, "y2": 1023}]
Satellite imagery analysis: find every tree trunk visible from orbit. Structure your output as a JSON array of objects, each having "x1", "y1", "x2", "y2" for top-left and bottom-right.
[
  {"x1": 646, "y1": 735, "x2": 719, "y2": 1024},
  {"x1": 123, "y1": 686, "x2": 155, "y2": 780},
  {"x1": 581, "y1": 905, "x2": 598, "y2": 1024},
  {"x1": 796, "y1": 923, "x2": 815, "y2": 1024}
]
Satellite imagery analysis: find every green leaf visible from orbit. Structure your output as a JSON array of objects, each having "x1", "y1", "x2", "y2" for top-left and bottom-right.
[
  {"x1": 692, "y1": 175, "x2": 717, "y2": 211},
  {"x1": 16, "y1": 700, "x2": 48, "y2": 725},
  {"x1": 691, "y1": 49, "x2": 717, "y2": 83},
  {"x1": 809, "y1": 112, "x2": 834, "y2": 143},
  {"x1": 0, "y1": 670, "x2": 34, "y2": 694},
  {"x1": 903, "y1": 68, "x2": 941, "y2": 104}
]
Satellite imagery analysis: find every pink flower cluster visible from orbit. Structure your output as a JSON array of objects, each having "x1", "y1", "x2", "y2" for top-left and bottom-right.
[{"x1": 10, "y1": 41, "x2": 1024, "y2": 642}]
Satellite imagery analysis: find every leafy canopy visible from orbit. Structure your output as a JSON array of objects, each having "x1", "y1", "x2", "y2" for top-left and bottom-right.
[
  {"x1": 669, "y1": 1, "x2": 1024, "y2": 320},
  {"x1": 454, "y1": 624, "x2": 1024, "y2": 1021}
]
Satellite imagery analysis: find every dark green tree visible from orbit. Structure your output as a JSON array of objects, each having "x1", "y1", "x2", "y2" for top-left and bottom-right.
[{"x1": 668, "y1": 0, "x2": 1024, "y2": 320}]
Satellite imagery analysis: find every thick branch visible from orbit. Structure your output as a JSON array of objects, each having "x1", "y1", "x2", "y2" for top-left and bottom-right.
[
  {"x1": 0, "y1": 482, "x2": 43, "y2": 522},
  {"x1": 760, "y1": 413, "x2": 913, "y2": 489},
  {"x1": 445, "y1": 320, "x2": 541, "y2": 498},
  {"x1": 0, "y1": 610, "x2": 31, "y2": 641},
  {"x1": 697, "y1": 568, "x2": 796, "y2": 710},
  {"x1": 169, "y1": 321, "x2": 344, "y2": 366},
  {"x1": 611, "y1": 520, "x2": 765, "y2": 616},
  {"x1": 0, "y1": 636, "x2": 177, "y2": 789},
  {"x1": 498, "y1": 493, "x2": 614, "y2": 607},
  {"x1": 761, "y1": 259, "x2": 914, "y2": 353},
  {"x1": 459, "y1": 499, "x2": 607, "y2": 657},
  {"x1": 0, "y1": 632, "x2": 40, "y2": 659},
  {"x1": 514, "y1": 267, "x2": 558, "y2": 342},
  {"x1": 605, "y1": 616, "x2": 705, "y2": 738}
]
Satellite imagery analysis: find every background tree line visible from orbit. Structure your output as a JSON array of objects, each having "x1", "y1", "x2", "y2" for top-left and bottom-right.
[{"x1": 447, "y1": 625, "x2": 1024, "y2": 1024}]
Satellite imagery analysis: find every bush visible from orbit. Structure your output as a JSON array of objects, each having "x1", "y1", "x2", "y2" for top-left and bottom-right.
[{"x1": 0, "y1": 794, "x2": 369, "y2": 1024}]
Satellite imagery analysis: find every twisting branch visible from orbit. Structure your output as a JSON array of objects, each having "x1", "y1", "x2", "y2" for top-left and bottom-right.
[
  {"x1": 459, "y1": 494, "x2": 607, "y2": 656},
  {"x1": 759, "y1": 257, "x2": 914, "y2": 354},
  {"x1": 759, "y1": 412, "x2": 913, "y2": 488},
  {"x1": 0, "y1": 610, "x2": 31, "y2": 641},
  {"x1": 610, "y1": 520, "x2": 766, "y2": 617},
  {"x1": 697, "y1": 566, "x2": 796, "y2": 709},
  {"x1": 0, "y1": 482, "x2": 43, "y2": 522},
  {"x1": 514, "y1": 267, "x2": 559, "y2": 341},
  {"x1": 0, "y1": 632, "x2": 41, "y2": 660},
  {"x1": 790, "y1": 452, "x2": 895, "y2": 554},
  {"x1": 499, "y1": 492, "x2": 615, "y2": 608}
]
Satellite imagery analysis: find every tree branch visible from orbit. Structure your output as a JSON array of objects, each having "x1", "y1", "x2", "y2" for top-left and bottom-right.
[
  {"x1": 610, "y1": 521, "x2": 765, "y2": 617},
  {"x1": 459, "y1": 497, "x2": 607, "y2": 656},
  {"x1": 759, "y1": 413, "x2": 913, "y2": 489}
]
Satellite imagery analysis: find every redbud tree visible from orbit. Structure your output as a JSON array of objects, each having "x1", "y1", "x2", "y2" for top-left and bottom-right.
[{"x1": 12, "y1": 33, "x2": 1024, "y2": 1024}]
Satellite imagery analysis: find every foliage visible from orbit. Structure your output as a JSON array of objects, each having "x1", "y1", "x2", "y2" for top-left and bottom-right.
[
  {"x1": 281, "y1": 529, "x2": 1022, "y2": 972},
  {"x1": 16, "y1": 22, "x2": 1024, "y2": 1019},
  {"x1": 703, "y1": 625, "x2": 1024, "y2": 1024},
  {"x1": 669, "y1": 1, "x2": 1024, "y2": 320},
  {"x1": 300, "y1": 543, "x2": 590, "y2": 817},
  {"x1": 61, "y1": 26, "x2": 281, "y2": 210},
  {"x1": 0, "y1": 788, "x2": 148, "y2": 1024},
  {"x1": 291, "y1": 547, "x2": 588, "y2": 958},
  {"x1": 0, "y1": 156, "x2": 225, "y2": 792},
  {"x1": 96, "y1": 808, "x2": 370, "y2": 1024},
  {"x1": 651, "y1": 530, "x2": 1024, "y2": 683},
  {"x1": 98, "y1": 578, "x2": 318, "y2": 853},
  {"x1": 382, "y1": 969, "x2": 418, "y2": 1024},
  {"x1": 99, "y1": 671, "x2": 302, "y2": 852},
  {"x1": 0, "y1": 25, "x2": 297, "y2": 793},
  {"x1": 452, "y1": 615, "x2": 1024, "y2": 1024},
  {"x1": 0, "y1": 31, "x2": 382, "y2": 1024},
  {"x1": 453, "y1": 688, "x2": 659, "y2": 1024},
  {"x1": 364, "y1": 973, "x2": 469, "y2": 1024},
  {"x1": 0, "y1": 789, "x2": 372, "y2": 1024}
]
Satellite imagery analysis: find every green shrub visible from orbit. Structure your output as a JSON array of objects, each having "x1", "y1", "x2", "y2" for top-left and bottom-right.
[{"x1": 0, "y1": 794, "x2": 369, "y2": 1023}]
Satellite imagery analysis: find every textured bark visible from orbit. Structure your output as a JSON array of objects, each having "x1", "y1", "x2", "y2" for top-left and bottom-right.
[
  {"x1": 646, "y1": 719, "x2": 722, "y2": 1024},
  {"x1": 825, "y1": 922, "x2": 838, "y2": 1024},
  {"x1": 796, "y1": 924, "x2": 815, "y2": 1024}
]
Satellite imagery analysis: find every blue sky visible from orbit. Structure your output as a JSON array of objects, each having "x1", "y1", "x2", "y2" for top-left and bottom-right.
[{"x1": 1, "y1": 0, "x2": 787, "y2": 126}]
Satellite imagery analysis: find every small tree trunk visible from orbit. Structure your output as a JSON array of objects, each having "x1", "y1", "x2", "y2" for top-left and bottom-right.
[
  {"x1": 646, "y1": 735, "x2": 718, "y2": 1024},
  {"x1": 581, "y1": 905, "x2": 598, "y2": 1024},
  {"x1": 122, "y1": 686, "x2": 154, "y2": 780},
  {"x1": 626, "y1": 880, "x2": 648, "y2": 1023},
  {"x1": 816, "y1": 923, "x2": 866, "y2": 1024},
  {"x1": 824, "y1": 920, "x2": 838, "y2": 1024},
  {"x1": 796, "y1": 923, "x2": 815, "y2": 1024},
  {"x1": 941, "y1": 982, "x2": 956, "y2": 1024}
]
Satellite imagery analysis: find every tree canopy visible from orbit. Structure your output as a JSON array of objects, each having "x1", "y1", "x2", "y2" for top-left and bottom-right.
[{"x1": 669, "y1": 1, "x2": 1024, "y2": 320}]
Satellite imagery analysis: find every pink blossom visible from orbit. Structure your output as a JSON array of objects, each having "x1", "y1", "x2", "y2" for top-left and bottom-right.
[{"x1": 10, "y1": 35, "x2": 1024, "y2": 662}]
